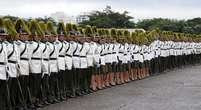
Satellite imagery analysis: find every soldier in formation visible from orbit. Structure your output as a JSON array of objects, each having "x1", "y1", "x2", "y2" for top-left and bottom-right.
[{"x1": 1, "y1": 18, "x2": 201, "y2": 110}]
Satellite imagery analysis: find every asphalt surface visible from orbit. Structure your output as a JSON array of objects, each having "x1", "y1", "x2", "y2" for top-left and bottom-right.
[{"x1": 40, "y1": 65, "x2": 201, "y2": 110}]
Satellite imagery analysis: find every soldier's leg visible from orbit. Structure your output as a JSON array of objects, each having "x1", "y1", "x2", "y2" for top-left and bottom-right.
[
  {"x1": 101, "y1": 65, "x2": 106, "y2": 88},
  {"x1": 110, "y1": 63, "x2": 115, "y2": 86},
  {"x1": 133, "y1": 61, "x2": 137, "y2": 80},
  {"x1": 108, "y1": 63, "x2": 112, "y2": 87},
  {"x1": 81, "y1": 69, "x2": 88, "y2": 95},
  {"x1": 123, "y1": 64, "x2": 127, "y2": 82},
  {"x1": 64, "y1": 70, "x2": 70, "y2": 97},
  {"x1": 98, "y1": 65, "x2": 105, "y2": 89},
  {"x1": 115, "y1": 62, "x2": 120, "y2": 84},
  {"x1": 104, "y1": 64, "x2": 107, "y2": 87},
  {"x1": 49, "y1": 72, "x2": 58, "y2": 103},
  {"x1": 18, "y1": 76, "x2": 29, "y2": 109},
  {"x1": 91, "y1": 66, "x2": 97, "y2": 91},
  {"x1": 0, "y1": 80, "x2": 4, "y2": 110},
  {"x1": 59, "y1": 70, "x2": 66, "y2": 101},
  {"x1": 0, "y1": 80, "x2": 11, "y2": 110},
  {"x1": 87, "y1": 67, "x2": 93, "y2": 93},
  {"x1": 8, "y1": 78, "x2": 16, "y2": 109},
  {"x1": 69, "y1": 69, "x2": 76, "y2": 98},
  {"x1": 72, "y1": 68, "x2": 77, "y2": 96},
  {"x1": 34, "y1": 74, "x2": 44, "y2": 107},
  {"x1": 41, "y1": 74, "x2": 51, "y2": 105},
  {"x1": 25, "y1": 76, "x2": 33, "y2": 107},
  {"x1": 29, "y1": 73, "x2": 37, "y2": 108},
  {"x1": 127, "y1": 63, "x2": 131, "y2": 82},
  {"x1": 11, "y1": 77, "x2": 25, "y2": 109},
  {"x1": 75, "y1": 69, "x2": 82, "y2": 96},
  {"x1": 96, "y1": 66, "x2": 102, "y2": 90}
]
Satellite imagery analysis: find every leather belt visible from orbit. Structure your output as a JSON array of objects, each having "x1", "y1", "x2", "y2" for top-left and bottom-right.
[
  {"x1": 20, "y1": 57, "x2": 29, "y2": 61},
  {"x1": 50, "y1": 58, "x2": 57, "y2": 60},
  {"x1": 0, "y1": 62, "x2": 5, "y2": 65},
  {"x1": 80, "y1": 56, "x2": 86, "y2": 58},
  {"x1": 73, "y1": 55, "x2": 80, "y2": 57},
  {"x1": 59, "y1": 55, "x2": 65, "y2": 57},
  {"x1": 31, "y1": 57, "x2": 41, "y2": 60},
  {"x1": 8, "y1": 60, "x2": 17, "y2": 64},
  {"x1": 43, "y1": 58, "x2": 49, "y2": 61},
  {"x1": 66, "y1": 54, "x2": 72, "y2": 57}
]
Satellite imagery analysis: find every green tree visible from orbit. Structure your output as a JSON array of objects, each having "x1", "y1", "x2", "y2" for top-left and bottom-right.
[{"x1": 80, "y1": 6, "x2": 135, "y2": 28}]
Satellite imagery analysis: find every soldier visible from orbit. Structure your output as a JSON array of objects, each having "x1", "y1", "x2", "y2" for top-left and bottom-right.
[
  {"x1": 15, "y1": 18, "x2": 33, "y2": 109},
  {"x1": 99, "y1": 29, "x2": 107, "y2": 88},
  {"x1": 29, "y1": 19, "x2": 44, "y2": 108},
  {"x1": 56, "y1": 22, "x2": 68, "y2": 101},
  {"x1": 109, "y1": 28, "x2": 118, "y2": 86},
  {"x1": 123, "y1": 30, "x2": 131, "y2": 83},
  {"x1": 0, "y1": 18, "x2": 12, "y2": 110},
  {"x1": 102, "y1": 29, "x2": 111, "y2": 87},
  {"x1": 78, "y1": 25, "x2": 91, "y2": 94},
  {"x1": 116, "y1": 30, "x2": 125, "y2": 84},
  {"x1": 47, "y1": 27, "x2": 60, "y2": 102},
  {"x1": 89, "y1": 26, "x2": 98, "y2": 91},
  {"x1": 93, "y1": 29, "x2": 105, "y2": 90},
  {"x1": 65, "y1": 23, "x2": 76, "y2": 97},
  {"x1": 70, "y1": 24, "x2": 84, "y2": 96},
  {"x1": 3, "y1": 19, "x2": 27, "y2": 110},
  {"x1": 38, "y1": 21, "x2": 55, "y2": 105},
  {"x1": 92, "y1": 36, "x2": 102, "y2": 91},
  {"x1": 111, "y1": 29, "x2": 121, "y2": 85}
]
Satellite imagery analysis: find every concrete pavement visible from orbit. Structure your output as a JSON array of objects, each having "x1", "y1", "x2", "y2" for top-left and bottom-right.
[{"x1": 40, "y1": 65, "x2": 201, "y2": 110}]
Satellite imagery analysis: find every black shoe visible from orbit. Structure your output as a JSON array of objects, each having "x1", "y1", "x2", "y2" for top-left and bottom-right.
[
  {"x1": 53, "y1": 99, "x2": 60, "y2": 103},
  {"x1": 76, "y1": 91, "x2": 83, "y2": 96},
  {"x1": 28, "y1": 104, "x2": 36, "y2": 109},
  {"x1": 88, "y1": 89, "x2": 94, "y2": 93},
  {"x1": 47, "y1": 99, "x2": 54, "y2": 104},
  {"x1": 44, "y1": 101, "x2": 50, "y2": 105},
  {"x1": 70, "y1": 93, "x2": 76, "y2": 98},
  {"x1": 81, "y1": 91, "x2": 87, "y2": 95},
  {"x1": 34, "y1": 103, "x2": 43, "y2": 108}
]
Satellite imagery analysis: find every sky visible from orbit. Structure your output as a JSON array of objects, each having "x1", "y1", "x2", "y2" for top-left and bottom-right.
[{"x1": 0, "y1": 0, "x2": 201, "y2": 20}]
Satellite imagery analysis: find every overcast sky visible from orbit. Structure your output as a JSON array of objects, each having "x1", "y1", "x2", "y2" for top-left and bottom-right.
[{"x1": 0, "y1": 0, "x2": 201, "y2": 20}]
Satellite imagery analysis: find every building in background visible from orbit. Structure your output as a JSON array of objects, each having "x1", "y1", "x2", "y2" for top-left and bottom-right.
[
  {"x1": 50, "y1": 12, "x2": 76, "y2": 24},
  {"x1": 76, "y1": 14, "x2": 90, "y2": 23},
  {"x1": 50, "y1": 12, "x2": 90, "y2": 24}
]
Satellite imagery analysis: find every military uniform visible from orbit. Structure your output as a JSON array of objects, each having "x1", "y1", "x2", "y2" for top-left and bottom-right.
[
  {"x1": 72, "y1": 41, "x2": 82, "y2": 95},
  {"x1": 100, "y1": 42, "x2": 106, "y2": 88},
  {"x1": 0, "y1": 41, "x2": 10, "y2": 110},
  {"x1": 93, "y1": 42, "x2": 101, "y2": 90},
  {"x1": 41, "y1": 40, "x2": 51, "y2": 104},
  {"x1": 80, "y1": 41, "x2": 90, "y2": 93},
  {"x1": 48, "y1": 41, "x2": 59, "y2": 102},
  {"x1": 65, "y1": 41, "x2": 75, "y2": 97},
  {"x1": 6, "y1": 40, "x2": 25, "y2": 109},
  {"x1": 29, "y1": 41, "x2": 43, "y2": 107},
  {"x1": 17, "y1": 40, "x2": 32, "y2": 108},
  {"x1": 55, "y1": 39, "x2": 67, "y2": 100}
]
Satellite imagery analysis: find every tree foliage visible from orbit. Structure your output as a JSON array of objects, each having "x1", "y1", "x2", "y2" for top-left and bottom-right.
[
  {"x1": 80, "y1": 6, "x2": 135, "y2": 28},
  {"x1": 136, "y1": 18, "x2": 201, "y2": 35}
]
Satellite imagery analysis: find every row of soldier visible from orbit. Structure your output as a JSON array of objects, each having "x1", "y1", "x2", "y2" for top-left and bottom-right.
[{"x1": 1, "y1": 18, "x2": 201, "y2": 110}]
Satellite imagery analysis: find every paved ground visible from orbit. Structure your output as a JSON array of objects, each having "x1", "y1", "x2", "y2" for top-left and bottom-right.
[{"x1": 40, "y1": 65, "x2": 201, "y2": 110}]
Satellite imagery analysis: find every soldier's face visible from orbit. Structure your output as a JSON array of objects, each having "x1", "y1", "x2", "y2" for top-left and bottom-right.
[
  {"x1": 34, "y1": 36, "x2": 41, "y2": 41},
  {"x1": 0, "y1": 35, "x2": 6, "y2": 41},
  {"x1": 58, "y1": 35, "x2": 64, "y2": 41}
]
